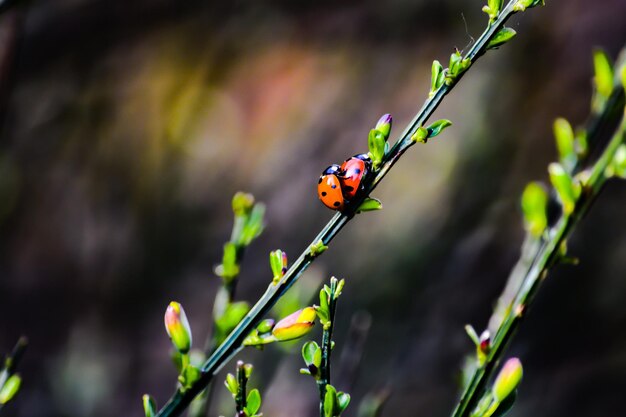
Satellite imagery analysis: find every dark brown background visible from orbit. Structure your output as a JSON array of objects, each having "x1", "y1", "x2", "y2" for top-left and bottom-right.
[{"x1": 1, "y1": 0, "x2": 625, "y2": 416}]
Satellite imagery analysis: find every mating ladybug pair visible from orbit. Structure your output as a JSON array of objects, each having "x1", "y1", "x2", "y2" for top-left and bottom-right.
[{"x1": 317, "y1": 154, "x2": 372, "y2": 210}]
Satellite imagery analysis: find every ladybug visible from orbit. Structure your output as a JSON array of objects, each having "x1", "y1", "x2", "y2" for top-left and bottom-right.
[
  {"x1": 339, "y1": 154, "x2": 371, "y2": 199},
  {"x1": 317, "y1": 164, "x2": 345, "y2": 210}
]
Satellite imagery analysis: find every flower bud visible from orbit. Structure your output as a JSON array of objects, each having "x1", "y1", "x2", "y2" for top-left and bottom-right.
[
  {"x1": 272, "y1": 307, "x2": 317, "y2": 341},
  {"x1": 142, "y1": 394, "x2": 157, "y2": 417},
  {"x1": 493, "y1": 358, "x2": 523, "y2": 402},
  {"x1": 232, "y1": 192, "x2": 255, "y2": 216},
  {"x1": 164, "y1": 301, "x2": 192, "y2": 354},
  {"x1": 375, "y1": 114, "x2": 393, "y2": 140},
  {"x1": 0, "y1": 374, "x2": 21, "y2": 404},
  {"x1": 256, "y1": 318, "x2": 275, "y2": 334}
]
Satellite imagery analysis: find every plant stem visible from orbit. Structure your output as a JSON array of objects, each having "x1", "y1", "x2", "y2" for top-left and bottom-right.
[
  {"x1": 451, "y1": 106, "x2": 626, "y2": 417},
  {"x1": 154, "y1": 3, "x2": 533, "y2": 416},
  {"x1": 0, "y1": 336, "x2": 27, "y2": 390},
  {"x1": 318, "y1": 281, "x2": 338, "y2": 417},
  {"x1": 235, "y1": 361, "x2": 247, "y2": 416}
]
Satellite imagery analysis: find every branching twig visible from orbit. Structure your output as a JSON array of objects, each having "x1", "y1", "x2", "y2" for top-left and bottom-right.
[
  {"x1": 453, "y1": 74, "x2": 626, "y2": 417},
  {"x1": 154, "y1": 2, "x2": 542, "y2": 415}
]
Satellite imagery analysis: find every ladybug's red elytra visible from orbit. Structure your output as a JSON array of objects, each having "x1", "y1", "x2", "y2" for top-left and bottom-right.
[
  {"x1": 317, "y1": 164, "x2": 345, "y2": 210},
  {"x1": 339, "y1": 154, "x2": 371, "y2": 199}
]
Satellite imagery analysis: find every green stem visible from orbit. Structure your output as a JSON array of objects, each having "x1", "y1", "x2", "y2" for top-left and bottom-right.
[
  {"x1": 318, "y1": 282, "x2": 339, "y2": 417},
  {"x1": 0, "y1": 337, "x2": 27, "y2": 390},
  {"x1": 235, "y1": 361, "x2": 247, "y2": 415},
  {"x1": 154, "y1": 3, "x2": 532, "y2": 416},
  {"x1": 452, "y1": 109, "x2": 626, "y2": 417}
]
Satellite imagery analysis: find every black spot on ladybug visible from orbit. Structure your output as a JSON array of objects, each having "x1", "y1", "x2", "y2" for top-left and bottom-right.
[
  {"x1": 331, "y1": 184, "x2": 337, "y2": 189},
  {"x1": 344, "y1": 186, "x2": 354, "y2": 192},
  {"x1": 333, "y1": 201, "x2": 341, "y2": 207},
  {"x1": 321, "y1": 192, "x2": 327, "y2": 196}
]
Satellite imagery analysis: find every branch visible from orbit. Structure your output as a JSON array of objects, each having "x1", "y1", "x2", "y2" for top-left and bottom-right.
[
  {"x1": 452, "y1": 68, "x2": 626, "y2": 417},
  {"x1": 154, "y1": 2, "x2": 541, "y2": 416}
]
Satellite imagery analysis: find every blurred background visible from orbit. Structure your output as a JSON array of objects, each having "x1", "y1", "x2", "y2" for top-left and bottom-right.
[{"x1": 0, "y1": 0, "x2": 625, "y2": 416}]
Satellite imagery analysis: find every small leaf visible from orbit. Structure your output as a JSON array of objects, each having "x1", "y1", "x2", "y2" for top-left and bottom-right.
[
  {"x1": 593, "y1": 49, "x2": 614, "y2": 99},
  {"x1": 180, "y1": 365, "x2": 201, "y2": 389},
  {"x1": 142, "y1": 394, "x2": 157, "y2": 417},
  {"x1": 246, "y1": 389, "x2": 262, "y2": 415},
  {"x1": 0, "y1": 374, "x2": 21, "y2": 405},
  {"x1": 368, "y1": 129, "x2": 386, "y2": 165},
  {"x1": 553, "y1": 118, "x2": 576, "y2": 171},
  {"x1": 216, "y1": 301, "x2": 250, "y2": 334},
  {"x1": 300, "y1": 368, "x2": 312, "y2": 375},
  {"x1": 487, "y1": 27, "x2": 517, "y2": 49},
  {"x1": 430, "y1": 60, "x2": 445, "y2": 96},
  {"x1": 240, "y1": 204, "x2": 265, "y2": 246},
  {"x1": 337, "y1": 392, "x2": 351, "y2": 413},
  {"x1": 356, "y1": 198, "x2": 382, "y2": 213},
  {"x1": 411, "y1": 127, "x2": 429, "y2": 143},
  {"x1": 465, "y1": 324, "x2": 480, "y2": 346},
  {"x1": 324, "y1": 385, "x2": 338, "y2": 417},
  {"x1": 548, "y1": 163, "x2": 580, "y2": 215},
  {"x1": 335, "y1": 278, "x2": 345, "y2": 298},
  {"x1": 309, "y1": 240, "x2": 328, "y2": 257},
  {"x1": 611, "y1": 145, "x2": 626, "y2": 178},
  {"x1": 302, "y1": 341, "x2": 319, "y2": 366},
  {"x1": 225, "y1": 373, "x2": 238, "y2": 396},
  {"x1": 521, "y1": 182, "x2": 548, "y2": 237},
  {"x1": 313, "y1": 345, "x2": 322, "y2": 368},
  {"x1": 488, "y1": 0, "x2": 503, "y2": 14},
  {"x1": 426, "y1": 119, "x2": 453, "y2": 139}
]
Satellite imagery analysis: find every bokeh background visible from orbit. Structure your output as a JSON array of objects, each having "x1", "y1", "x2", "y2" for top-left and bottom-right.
[{"x1": 1, "y1": 0, "x2": 625, "y2": 416}]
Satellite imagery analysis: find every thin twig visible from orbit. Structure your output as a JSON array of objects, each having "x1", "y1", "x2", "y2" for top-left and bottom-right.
[
  {"x1": 154, "y1": 3, "x2": 534, "y2": 415},
  {"x1": 317, "y1": 280, "x2": 338, "y2": 417},
  {"x1": 452, "y1": 102, "x2": 626, "y2": 417}
]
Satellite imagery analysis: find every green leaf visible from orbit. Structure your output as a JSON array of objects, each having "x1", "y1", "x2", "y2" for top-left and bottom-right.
[
  {"x1": 324, "y1": 385, "x2": 338, "y2": 417},
  {"x1": 553, "y1": 118, "x2": 576, "y2": 171},
  {"x1": 225, "y1": 373, "x2": 238, "y2": 396},
  {"x1": 488, "y1": 0, "x2": 503, "y2": 13},
  {"x1": 0, "y1": 374, "x2": 21, "y2": 404},
  {"x1": 302, "y1": 341, "x2": 319, "y2": 366},
  {"x1": 368, "y1": 129, "x2": 386, "y2": 165},
  {"x1": 593, "y1": 49, "x2": 614, "y2": 99},
  {"x1": 216, "y1": 301, "x2": 250, "y2": 334},
  {"x1": 313, "y1": 345, "x2": 322, "y2": 368},
  {"x1": 309, "y1": 240, "x2": 328, "y2": 257},
  {"x1": 487, "y1": 27, "x2": 517, "y2": 49},
  {"x1": 448, "y1": 51, "x2": 462, "y2": 78},
  {"x1": 337, "y1": 392, "x2": 351, "y2": 414},
  {"x1": 269, "y1": 249, "x2": 287, "y2": 284},
  {"x1": 217, "y1": 242, "x2": 240, "y2": 281},
  {"x1": 430, "y1": 60, "x2": 445, "y2": 96},
  {"x1": 411, "y1": 126, "x2": 429, "y2": 143},
  {"x1": 427, "y1": 119, "x2": 453, "y2": 139},
  {"x1": 240, "y1": 204, "x2": 265, "y2": 246},
  {"x1": 335, "y1": 278, "x2": 345, "y2": 298},
  {"x1": 611, "y1": 145, "x2": 626, "y2": 178},
  {"x1": 142, "y1": 394, "x2": 157, "y2": 417},
  {"x1": 246, "y1": 389, "x2": 262, "y2": 415},
  {"x1": 521, "y1": 182, "x2": 548, "y2": 237},
  {"x1": 356, "y1": 198, "x2": 382, "y2": 213},
  {"x1": 548, "y1": 163, "x2": 580, "y2": 215},
  {"x1": 464, "y1": 324, "x2": 480, "y2": 346},
  {"x1": 180, "y1": 365, "x2": 201, "y2": 389}
]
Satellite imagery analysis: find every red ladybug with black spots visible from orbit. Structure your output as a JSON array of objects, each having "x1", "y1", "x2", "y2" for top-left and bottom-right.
[
  {"x1": 339, "y1": 154, "x2": 371, "y2": 199},
  {"x1": 317, "y1": 164, "x2": 344, "y2": 210}
]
